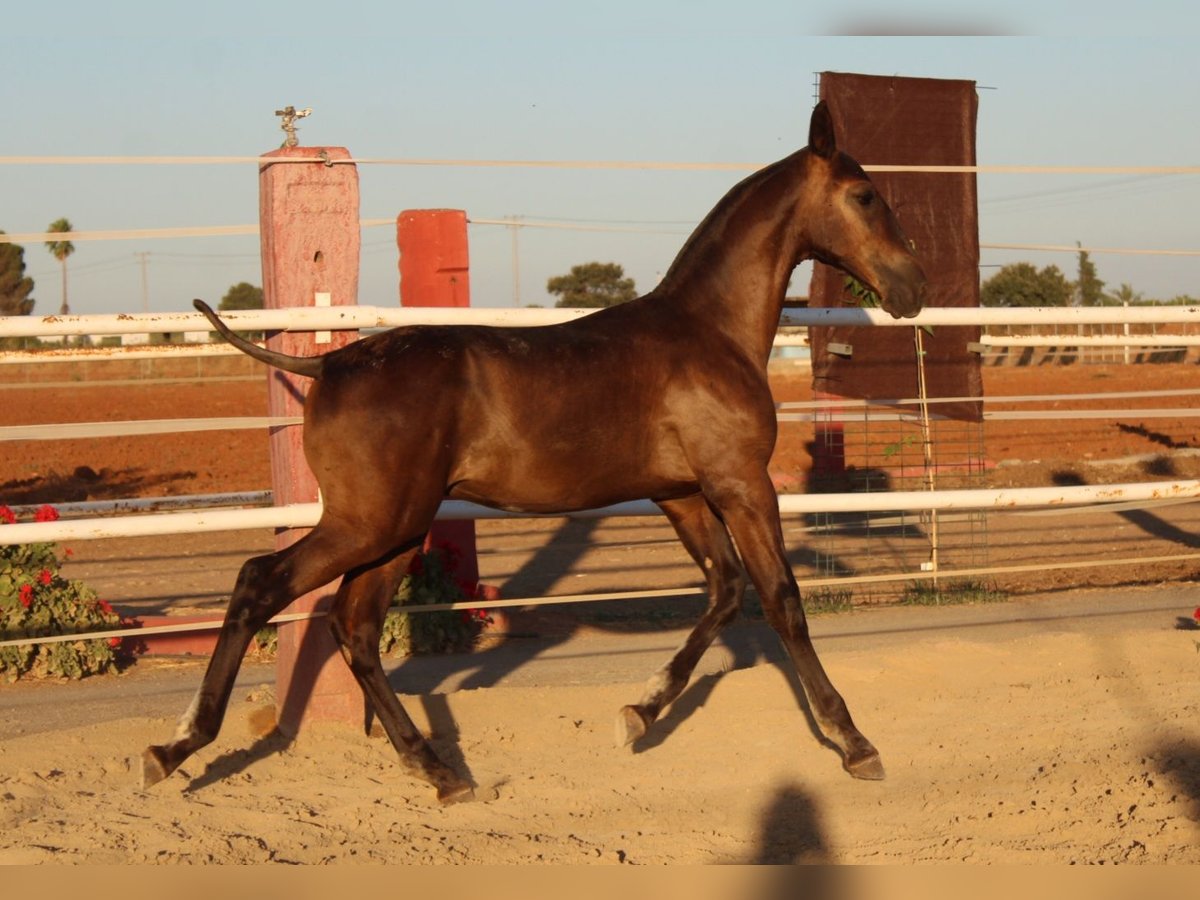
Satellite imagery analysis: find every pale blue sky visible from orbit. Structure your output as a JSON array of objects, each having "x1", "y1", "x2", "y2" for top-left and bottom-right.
[{"x1": 4, "y1": 3, "x2": 1199, "y2": 315}]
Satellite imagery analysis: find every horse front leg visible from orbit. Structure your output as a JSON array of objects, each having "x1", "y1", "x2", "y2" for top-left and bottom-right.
[
  {"x1": 616, "y1": 493, "x2": 747, "y2": 746},
  {"x1": 710, "y1": 474, "x2": 884, "y2": 780},
  {"x1": 328, "y1": 550, "x2": 475, "y2": 805}
]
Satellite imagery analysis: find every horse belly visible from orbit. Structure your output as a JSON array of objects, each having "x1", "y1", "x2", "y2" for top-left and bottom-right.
[{"x1": 448, "y1": 433, "x2": 695, "y2": 514}]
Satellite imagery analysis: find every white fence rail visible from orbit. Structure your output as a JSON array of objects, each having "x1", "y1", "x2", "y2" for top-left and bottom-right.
[
  {"x1": 4, "y1": 481, "x2": 1200, "y2": 547},
  {"x1": 2, "y1": 303, "x2": 1200, "y2": 340}
]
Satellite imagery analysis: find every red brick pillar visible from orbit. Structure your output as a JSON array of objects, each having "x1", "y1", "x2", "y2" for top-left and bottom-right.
[
  {"x1": 260, "y1": 146, "x2": 363, "y2": 735},
  {"x1": 396, "y1": 210, "x2": 481, "y2": 594}
]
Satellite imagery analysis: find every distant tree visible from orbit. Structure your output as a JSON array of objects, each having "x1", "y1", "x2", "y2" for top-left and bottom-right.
[
  {"x1": 0, "y1": 232, "x2": 35, "y2": 316},
  {"x1": 547, "y1": 262, "x2": 637, "y2": 309},
  {"x1": 1108, "y1": 282, "x2": 1143, "y2": 306},
  {"x1": 215, "y1": 282, "x2": 264, "y2": 341},
  {"x1": 1074, "y1": 244, "x2": 1105, "y2": 306},
  {"x1": 980, "y1": 262, "x2": 1072, "y2": 308},
  {"x1": 45, "y1": 218, "x2": 75, "y2": 315},
  {"x1": 218, "y1": 281, "x2": 264, "y2": 311},
  {"x1": 213, "y1": 282, "x2": 265, "y2": 340}
]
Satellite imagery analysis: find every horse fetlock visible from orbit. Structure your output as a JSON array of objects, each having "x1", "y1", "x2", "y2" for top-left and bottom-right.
[{"x1": 615, "y1": 704, "x2": 651, "y2": 748}]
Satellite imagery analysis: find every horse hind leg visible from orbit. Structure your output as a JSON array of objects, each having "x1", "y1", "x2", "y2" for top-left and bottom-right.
[
  {"x1": 327, "y1": 549, "x2": 474, "y2": 805},
  {"x1": 616, "y1": 494, "x2": 747, "y2": 747},
  {"x1": 141, "y1": 523, "x2": 382, "y2": 788}
]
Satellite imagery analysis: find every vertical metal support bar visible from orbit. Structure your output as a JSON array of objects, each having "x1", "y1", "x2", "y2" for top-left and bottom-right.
[{"x1": 914, "y1": 327, "x2": 939, "y2": 586}]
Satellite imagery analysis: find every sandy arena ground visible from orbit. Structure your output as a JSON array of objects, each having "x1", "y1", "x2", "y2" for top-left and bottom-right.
[{"x1": 0, "y1": 586, "x2": 1198, "y2": 864}]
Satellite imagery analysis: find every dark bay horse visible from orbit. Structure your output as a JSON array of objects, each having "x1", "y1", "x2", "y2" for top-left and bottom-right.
[{"x1": 143, "y1": 102, "x2": 926, "y2": 803}]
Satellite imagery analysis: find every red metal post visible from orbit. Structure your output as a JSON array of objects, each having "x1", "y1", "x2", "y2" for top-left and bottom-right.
[
  {"x1": 260, "y1": 146, "x2": 363, "y2": 735},
  {"x1": 396, "y1": 210, "x2": 480, "y2": 593}
]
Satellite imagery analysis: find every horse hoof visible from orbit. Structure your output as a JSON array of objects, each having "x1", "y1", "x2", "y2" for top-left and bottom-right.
[
  {"x1": 844, "y1": 751, "x2": 885, "y2": 781},
  {"x1": 615, "y1": 705, "x2": 649, "y2": 748},
  {"x1": 141, "y1": 746, "x2": 170, "y2": 789},
  {"x1": 436, "y1": 781, "x2": 476, "y2": 805}
]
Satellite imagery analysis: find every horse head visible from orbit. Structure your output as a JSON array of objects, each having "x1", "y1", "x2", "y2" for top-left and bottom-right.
[{"x1": 800, "y1": 102, "x2": 927, "y2": 319}]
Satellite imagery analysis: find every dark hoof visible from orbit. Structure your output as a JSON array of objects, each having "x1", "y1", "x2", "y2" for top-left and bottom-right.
[
  {"x1": 141, "y1": 746, "x2": 171, "y2": 789},
  {"x1": 436, "y1": 780, "x2": 476, "y2": 805},
  {"x1": 844, "y1": 750, "x2": 885, "y2": 781},
  {"x1": 615, "y1": 705, "x2": 650, "y2": 748}
]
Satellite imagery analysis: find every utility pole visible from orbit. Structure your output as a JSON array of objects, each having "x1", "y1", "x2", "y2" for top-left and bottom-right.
[{"x1": 134, "y1": 251, "x2": 150, "y2": 312}]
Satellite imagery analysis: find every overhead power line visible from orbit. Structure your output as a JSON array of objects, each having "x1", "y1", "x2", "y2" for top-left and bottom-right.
[{"x1": 2, "y1": 154, "x2": 1199, "y2": 176}]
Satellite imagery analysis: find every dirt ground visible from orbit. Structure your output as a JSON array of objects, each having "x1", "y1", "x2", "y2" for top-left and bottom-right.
[
  {"x1": 1, "y1": 354, "x2": 1199, "y2": 864},
  {"x1": 0, "y1": 589, "x2": 1198, "y2": 864}
]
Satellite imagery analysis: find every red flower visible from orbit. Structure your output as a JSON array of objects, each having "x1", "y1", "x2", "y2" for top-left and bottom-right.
[
  {"x1": 97, "y1": 599, "x2": 114, "y2": 615},
  {"x1": 0, "y1": 506, "x2": 15, "y2": 525},
  {"x1": 18, "y1": 584, "x2": 33, "y2": 609},
  {"x1": 107, "y1": 637, "x2": 122, "y2": 649},
  {"x1": 38, "y1": 569, "x2": 52, "y2": 586},
  {"x1": 34, "y1": 505, "x2": 59, "y2": 523},
  {"x1": 1194, "y1": 607, "x2": 1200, "y2": 624}
]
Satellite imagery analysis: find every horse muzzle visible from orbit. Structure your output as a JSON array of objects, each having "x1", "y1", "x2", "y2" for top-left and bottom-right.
[{"x1": 880, "y1": 262, "x2": 928, "y2": 320}]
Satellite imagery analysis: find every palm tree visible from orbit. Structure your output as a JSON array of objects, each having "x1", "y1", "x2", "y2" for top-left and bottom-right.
[
  {"x1": 1109, "y1": 282, "x2": 1143, "y2": 306},
  {"x1": 45, "y1": 218, "x2": 75, "y2": 315}
]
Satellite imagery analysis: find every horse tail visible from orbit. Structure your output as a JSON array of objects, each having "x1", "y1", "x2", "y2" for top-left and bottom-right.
[{"x1": 192, "y1": 298, "x2": 324, "y2": 379}]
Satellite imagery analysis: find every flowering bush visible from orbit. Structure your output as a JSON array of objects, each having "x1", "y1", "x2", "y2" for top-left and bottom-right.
[
  {"x1": 379, "y1": 543, "x2": 492, "y2": 656},
  {"x1": 0, "y1": 504, "x2": 130, "y2": 681}
]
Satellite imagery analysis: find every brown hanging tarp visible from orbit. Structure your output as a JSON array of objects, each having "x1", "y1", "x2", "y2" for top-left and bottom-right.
[{"x1": 809, "y1": 72, "x2": 982, "y2": 421}]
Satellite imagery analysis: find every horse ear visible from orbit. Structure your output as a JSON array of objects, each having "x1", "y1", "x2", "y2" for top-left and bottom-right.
[{"x1": 809, "y1": 101, "x2": 837, "y2": 159}]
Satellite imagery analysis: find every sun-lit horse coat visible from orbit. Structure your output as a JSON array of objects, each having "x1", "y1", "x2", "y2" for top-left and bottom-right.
[{"x1": 145, "y1": 102, "x2": 927, "y2": 803}]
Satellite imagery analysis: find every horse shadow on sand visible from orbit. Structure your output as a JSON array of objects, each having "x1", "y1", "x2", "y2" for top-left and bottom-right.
[{"x1": 380, "y1": 514, "x2": 860, "y2": 789}]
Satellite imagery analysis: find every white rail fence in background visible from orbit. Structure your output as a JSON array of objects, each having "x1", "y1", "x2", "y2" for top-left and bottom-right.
[{"x1": 3, "y1": 302, "x2": 1200, "y2": 339}]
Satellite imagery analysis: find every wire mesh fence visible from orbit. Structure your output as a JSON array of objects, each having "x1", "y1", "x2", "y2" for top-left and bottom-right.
[{"x1": 803, "y1": 401, "x2": 990, "y2": 604}]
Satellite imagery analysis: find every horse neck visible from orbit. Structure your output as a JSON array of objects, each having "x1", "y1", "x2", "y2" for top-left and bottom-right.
[{"x1": 656, "y1": 153, "x2": 811, "y2": 364}]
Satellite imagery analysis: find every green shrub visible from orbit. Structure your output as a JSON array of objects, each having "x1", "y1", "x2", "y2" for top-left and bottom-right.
[
  {"x1": 0, "y1": 504, "x2": 130, "y2": 681},
  {"x1": 379, "y1": 544, "x2": 491, "y2": 656},
  {"x1": 898, "y1": 578, "x2": 1008, "y2": 607}
]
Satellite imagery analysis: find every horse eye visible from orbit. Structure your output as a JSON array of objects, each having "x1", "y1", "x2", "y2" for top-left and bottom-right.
[{"x1": 855, "y1": 189, "x2": 875, "y2": 208}]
